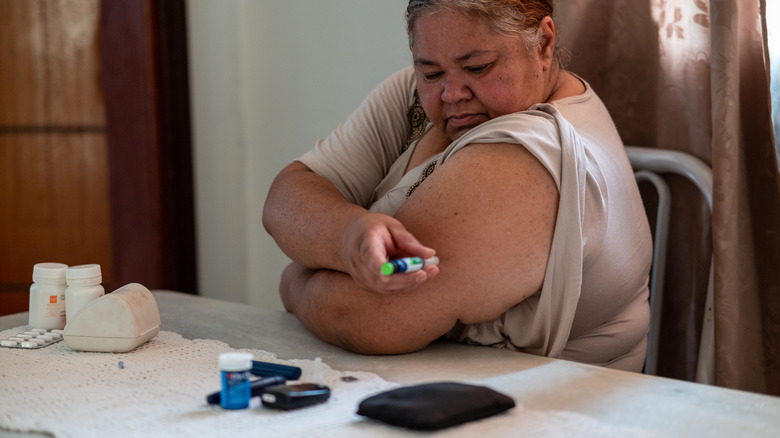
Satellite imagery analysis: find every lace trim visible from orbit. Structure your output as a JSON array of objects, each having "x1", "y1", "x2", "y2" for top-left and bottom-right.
[
  {"x1": 406, "y1": 160, "x2": 438, "y2": 197},
  {"x1": 403, "y1": 90, "x2": 428, "y2": 152}
]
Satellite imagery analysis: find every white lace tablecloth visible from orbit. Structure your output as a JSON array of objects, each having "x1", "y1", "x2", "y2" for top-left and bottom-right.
[{"x1": 0, "y1": 327, "x2": 664, "y2": 437}]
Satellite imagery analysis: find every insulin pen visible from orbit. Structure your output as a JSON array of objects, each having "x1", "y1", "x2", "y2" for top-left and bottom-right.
[{"x1": 381, "y1": 256, "x2": 439, "y2": 276}]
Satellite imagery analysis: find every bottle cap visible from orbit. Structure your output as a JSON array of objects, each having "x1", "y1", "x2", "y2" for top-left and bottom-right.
[
  {"x1": 219, "y1": 352, "x2": 254, "y2": 372},
  {"x1": 66, "y1": 264, "x2": 103, "y2": 285},
  {"x1": 32, "y1": 263, "x2": 68, "y2": 282}
]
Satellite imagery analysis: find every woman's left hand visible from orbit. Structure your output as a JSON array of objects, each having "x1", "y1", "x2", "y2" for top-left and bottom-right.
[{"x1": 339, "y1": 213, "x2": 439, "y2": 294}]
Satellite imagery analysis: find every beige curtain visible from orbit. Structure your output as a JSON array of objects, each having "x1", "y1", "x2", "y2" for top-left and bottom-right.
[{"x1": 557, "y1": 0, "x2": 780, "y2": 395}]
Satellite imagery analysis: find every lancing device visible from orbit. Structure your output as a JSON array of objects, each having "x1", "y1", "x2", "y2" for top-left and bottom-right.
[{"x1": 381, "y1": 256, "x2": 439, "y2": 276}]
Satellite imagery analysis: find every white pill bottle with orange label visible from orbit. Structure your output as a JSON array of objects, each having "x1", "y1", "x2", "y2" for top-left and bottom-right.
[{"x1": 28, "y1": 263, "x2": 69, "y2": 330}]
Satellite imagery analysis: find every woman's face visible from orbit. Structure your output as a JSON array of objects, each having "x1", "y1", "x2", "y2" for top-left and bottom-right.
[{"x1": 411, "y1": 9, "x2": 550, "y2": 140}]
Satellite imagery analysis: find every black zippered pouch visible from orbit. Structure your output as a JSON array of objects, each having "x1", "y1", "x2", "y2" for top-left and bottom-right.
[{"x1": 356, "y1": 381, "x2": 515, "y2": 430}]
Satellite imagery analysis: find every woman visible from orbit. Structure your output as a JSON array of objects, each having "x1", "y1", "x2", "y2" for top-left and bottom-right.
[{"x1": 262, "y1": 0, "x2": 652, "y2": 372}]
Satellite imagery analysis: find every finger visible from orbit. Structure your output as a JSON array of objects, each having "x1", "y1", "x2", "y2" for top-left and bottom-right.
[
  {"x1": 374, "y1": 274, "x2": 424, "y2": 294},
  {"x1": 422, "y1": 265, "x2": 439, "y2": 279},
  {"x1": 377, "y1": 268, "x2": 438, "y2": 294}
]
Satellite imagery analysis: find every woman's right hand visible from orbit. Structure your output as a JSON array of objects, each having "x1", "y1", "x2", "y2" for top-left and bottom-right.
[{"x1": 340, "y1": 213, "x2": 438, "y2": 294}]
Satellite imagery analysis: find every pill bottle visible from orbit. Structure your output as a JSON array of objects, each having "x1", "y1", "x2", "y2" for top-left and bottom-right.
[
  {"x1": 65, "y1": 264, "x2": 105, "y2": 324},
  {"x1": 28, "y1": 263, "x2": 69, "y2": 329},
  {"x1": 219, "y1": 352, "x2": 254, "y2": 409}
]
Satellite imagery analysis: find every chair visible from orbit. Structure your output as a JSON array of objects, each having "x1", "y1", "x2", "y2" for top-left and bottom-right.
[{"x1": 625, "y1": 146, "x2": 714, "y2": 385}]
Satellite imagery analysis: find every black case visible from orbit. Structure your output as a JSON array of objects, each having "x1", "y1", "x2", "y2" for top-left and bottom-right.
[{"x1": 357, "y1": 381, "x2": 515, "y2": 430}]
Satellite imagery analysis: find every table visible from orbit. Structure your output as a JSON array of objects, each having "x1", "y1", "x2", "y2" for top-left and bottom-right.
[{"x1": 2, "y1": 290, "x2": 779, "y2": 437}]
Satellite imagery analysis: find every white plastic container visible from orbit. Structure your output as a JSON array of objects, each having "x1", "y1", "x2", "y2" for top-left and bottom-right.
[
  {"x1": 28, "y1": 263, "x2": 69, "y2": 329},
  {"x1": 65, "y1": 264, "x2": 105, "y2": 324},
  {"x1": 63, "y1": 283, "x2": 160, "y2": 353}
]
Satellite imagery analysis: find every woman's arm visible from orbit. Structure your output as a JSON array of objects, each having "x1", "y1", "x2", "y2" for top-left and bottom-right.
[
  {"x1": 280, "y1": 143, "x2": 559, "y2": 354},
  {"x1": 262, "y1": 68, "x2": 438, "y2": 294},
  {"x1": 280, "y1": 262, "x2": 449, "y2": 353},
  {"x1": 263, "y1": 161, "x2": 438, "y2": 293}
]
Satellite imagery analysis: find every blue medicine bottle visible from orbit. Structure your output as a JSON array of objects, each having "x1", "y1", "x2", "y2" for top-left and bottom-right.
[{"x1": 219, "y1": 352, "x2": 254, "y2": 409}]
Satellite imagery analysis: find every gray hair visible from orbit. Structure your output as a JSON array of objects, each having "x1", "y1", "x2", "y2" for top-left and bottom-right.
[{"x1": 405, "y1": 0, "x2": 568, "y2": 67}]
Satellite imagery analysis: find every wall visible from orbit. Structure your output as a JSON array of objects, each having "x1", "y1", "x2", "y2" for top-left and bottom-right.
[{"x1": 187, "y1": 0, "x2": 411, "y2": 309}]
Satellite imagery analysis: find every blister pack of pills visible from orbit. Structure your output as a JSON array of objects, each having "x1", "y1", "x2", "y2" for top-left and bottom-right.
[{"x1": 0, "y1": 328, "x2": 64, "y2": 349}]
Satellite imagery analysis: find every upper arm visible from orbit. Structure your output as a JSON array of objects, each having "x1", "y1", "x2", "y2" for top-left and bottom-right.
[{"x1": 394, "y1": 142, "x2": 559, "y2": 324}]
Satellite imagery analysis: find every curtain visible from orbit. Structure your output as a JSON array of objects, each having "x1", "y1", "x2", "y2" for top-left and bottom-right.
[{"x1": 556, "y1": 0, "x2": 780, "y2": 395}]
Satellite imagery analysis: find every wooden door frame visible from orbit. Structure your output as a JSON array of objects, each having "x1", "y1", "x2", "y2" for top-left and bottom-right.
[{"x1": 99, "y1": 0, "x2": 197, "y2": 294}]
